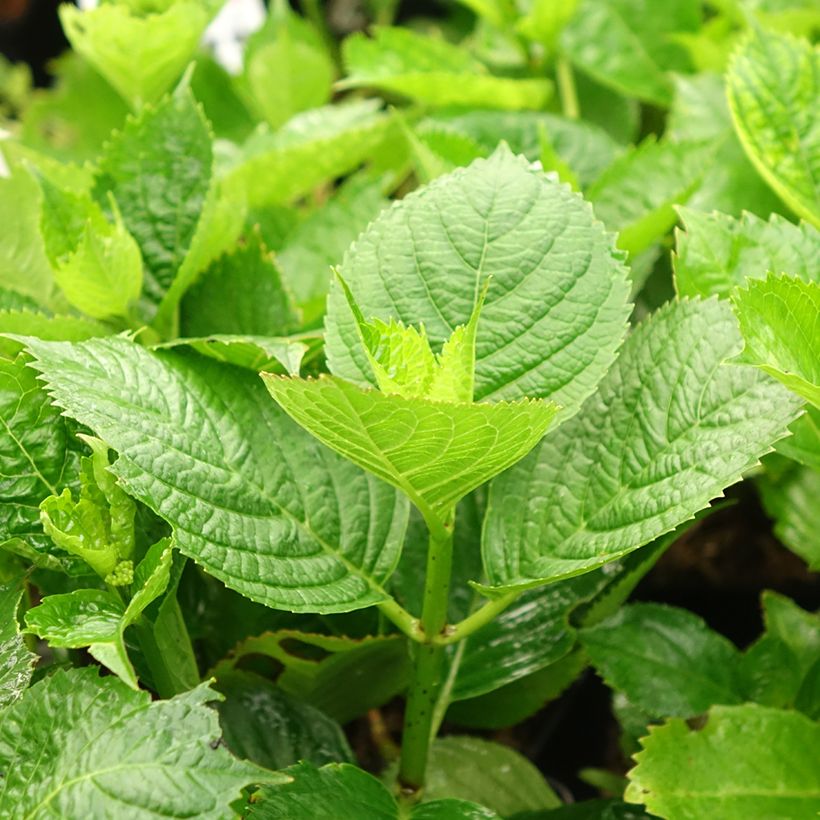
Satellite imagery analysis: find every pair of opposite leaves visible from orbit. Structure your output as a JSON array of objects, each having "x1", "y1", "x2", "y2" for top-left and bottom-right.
[{"x1": 263, "y1": 273, "x2": 559, "y2": 524}]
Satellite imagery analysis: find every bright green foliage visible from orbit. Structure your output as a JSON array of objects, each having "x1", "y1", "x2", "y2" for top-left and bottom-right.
[
  {"x1": 776, "y1": 405, "x2": 820, "y2": 471},
  {"x1": 732, "y1": 274, "x2": 820, "y2": 407},
  {"x1": 625, "y1": 704, "x2": 820, "y2": 818},
  {"x1": 213, "y1": 630, "x2": 411, "y2": 723},
  {"x1": 580, "y1": 603, "x2": 745, "y2": 717},
  {"x1": 340, "y1": 27, "x2": 552, "y2": 110},
  {"x1": 727, "y1": 28, "x2": 820, "y2": 227},
  {"x1": 264, "y1": 374, "x2": 557, "y2": 519},
  {"x1": 482, "y1": 299, "x2": 802, "y2": 592},
  {"x1": 39, "y1": 436, "x2": 136, "y2": 581},
  {"x1": 414, "y1": 736, "x2": 560, "y2": 815},
  {"x1": 758, "y1": 462, "x2": 820, "y2": 569},
  {"x1": 25, "y1": 538, "x2": 173, "y2": 687},
  {"x1": 0, "y1": 668, "x2": 276, "y2": 818},
  {"x1": 216, "y1": 670, "x2": 354, "y2": 771},
  {"x1": 674, "y1": 208, "x2": 820, "y2": 298},
  {"x1": 25, "y1": 336, "x2": 409, "y2": 613},
  {"x1": 0, "y1": 167, "x2": 54, "y2": 307},
  {"x1": 326, "y1": 148, "x2": 630, "y2": 420},
  {"x1": 180, "y1": 231, "x2": 300, "y2": 337},
  {"x1": 0, "y1": 577, "x2": 36, "y2": 708},
  {"x1": 561, "y1": 0, "x2": 700, "y2": 105},
  {"x1": 239, "y1": 1, "x2": 334, "y2": 130},
  {"x1": 59, "y1": 1, "x2": 218, "y2": 108},
  {"x1": 587, "y1": 138, "x2": 708, "y2": 255},
  {"x1": 741, "y1": 592, "x2": 820, "y2": 715},
  {"x1": 225, "y1": 100, "x2": 393, "y2": 208},
  {"x1": 53, "y1": 208, "x2": 143, "y2": 320}
]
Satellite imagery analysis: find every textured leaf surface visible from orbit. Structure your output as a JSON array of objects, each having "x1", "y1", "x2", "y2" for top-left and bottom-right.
[
  {"x1": 732, "y1": 274, "x2": 820, "y2": 407},
  {"x1": 94, "y1": 85, "x2": 213, "y2": 312},
  {"x1": 264, "y1": 374, "x2": 557, "y2": 516},
  {"x1": 581, "y1": 603, "x2": 744, "y2": 717},
  {"x1": 674, "y1": 208, "x2": 820, "y2": 299},
  {"x1": 587, "y1": 138, "x2": 707, "y2": 255},
  {"x1": 325, "y1": 148, "x2": 630, "y2": 420},
  {"x1": 248, "y1": 762, "x2": 397, "y2": 819},
  {"x1": 0, "y1": 668, "x2": 274, "y2": 818},
  {"x1": 340, "y1": 27, "x2": 551, "y2": 110},
  {"x1": 625, "y1": 705, "x2": 820, "y2": 819},
  {"x1": 727, "y1": 28, "x2": 820, "y2": 226},
  {"x1": 0, "y1": 577, "x2": 36, "y2": 708},
  {"x1": 25, "y1": 337, "x2": 408, "y2": 613},
  {"x1": 482, "y1": 299, "x2": 802, "y2": 591},
  {"x1": 216, "y1": 670, "x2": 353, "y2": 771},
  {"x1": 225, "y1": 100, "x2": 392, "y2": 208},
  {"x1": 180, "y1": 232, "x2": 300, "y2": 338},
  {"x1": 59, "y1": 2, "x2": 214, "y2": 107},
  {"x1": 561, "y1": 0, "x2": 699, "y2": 105}
]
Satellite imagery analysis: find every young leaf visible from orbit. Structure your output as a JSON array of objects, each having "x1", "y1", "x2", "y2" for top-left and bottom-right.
[
  {"x1": 24, "y1": 336, "x2": 409, "y2": 614},
  {"x1": 586, "y1": 138, "x2": 709, "y2": 255},
  {"x1": 625, "y1": 704, "x2": 820, "y2": 818},
  {"x1": 580, "y1": 603, "x2": 745, "y2": 717},
  {"x1": 93, "y1": 83, "x2": 214, "y2": 313},
  {"x1": 216, "y1": 670, "x2": 353, "y2": 771},
  {"x1": 59, "y1": 1, "x2": 218, "y2": 108},
  {"x1": 224, "y1": 100, "x2": 393, "y2": 208},
  {"x1": 482, "y1": 298, "x2": 803, "y2": 593},
  {"x1": 0, "y1": 577, "x2": 36, "y2": 708},
  {"x1": 180, "y1": 231, "x2": 300, "y2": 337},
  {"x1": 0, "y1": 668, "x2": 277, "y2": 818},
  {"x1": 325, "y1": 148, "x2": 630, "y2": 421},
  {"x1": 263, "y1": 374, "x2": 557, "y2": 519},
  {"x1": 561, "y1": 0, "x2": 700, "y2": 105},
  {"x1": 674, "y1": 208, "x2": 820, "y2": 299},
  {"x1": 727, "y1": 28, "x2": 820, "y2": 227},
  {"x1": 775, "y1": 405, "x2": 820, "y2": 471},
  {"x1": 731, "y1": 274, "x2": 820, "y2": 407},
  {"x1": 340, "y1": 27, "x2": 552, "y2": 110}
]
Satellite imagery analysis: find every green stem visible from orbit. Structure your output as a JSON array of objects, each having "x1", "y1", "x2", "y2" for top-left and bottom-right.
[
  {"x1": 556, "y1": 55, "x2": 580, "y2": 120},
  {"x1": 379, "y1": 597, "x2": 423, "y2": 643},
  {"x1": 398, "y1": 510, "x2": 454, "y2": 793},
  {"x1": 434, "y1": 590, "x2": 519, "y2": 646}
]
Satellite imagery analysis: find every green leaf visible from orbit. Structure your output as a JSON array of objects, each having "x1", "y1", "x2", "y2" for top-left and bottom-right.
[
  {"x1": 0, "y1": 309, "x2": 109, "y2": 342},
  {"x1": 216, "y1": 669, "x2": 353, "y2": 771},
  {"x1": 248, "y1": 762, "x2": 397, "y2": 819},
  {"x1": 0, "y1": 166, "x2": 53, "y2": 307},
  {"x1": 758, "y1": 462, "x2": 820, "y2": 569},
  {"x1": 727, "y1": 28, "x2": 820, "y2": 227},
  {"x1": 482, "y1": 298, "x2": 802, "y2": 592},
  {"x1": 581, "y1": 603, "x2": 745, "y2": 717},
  {"x1": 414, "y1": 736, "x2": 560, "y2": 815},
  {"x1": 263, "y1": 374, "x2": 557, "y2": 518},
  {"x1": 0, "y1": 668, "x2": 276, "y2": 817},
  {"x1": 59, "y1": 1, "x2": 217, "y2": 108},
  {"x1": 587, "y1": 138, "x2": 708, "y2": 255},
  {"x1": 0, "y1": 577, "x2": 36, "y2": 708},
  {"x1": 212, "y1": 630, "x2": 411, "y2": 724},
  {"x1": 625, "y1": 704, "x2": 820, "y2": 818},
  {"x1": 413, "y1": 801, "x2": 500, "y2": 819},
  {"x1": 157, "y1": 335, "x2": 315, "y2": 375},
  {"x1": 180, "y1": 230, "x2": 299, "y2": 337},
  {"x1": 325, "y1": 148, "x2": 630, "y2": 421},
  {"x1": 277, "y1": 175, "x2": 387, "y2": 324},
  {"x1": 340, "y1": 27, "x2": 551, "y2": 110},
  {"x1": 775, "y1": 405, "x2": 820, "y2": 471},
  {"x1": 53, "y1": 208, "x2": 143, "y2": 320},
  {"x1": 24, "y1": 336, "x2": 409, "y2": 613},
  {"x1": 0, "y1": 347, "x2": 81, "y2": 556},
  {"x1": 224, "y1": 100, "x2": 393, "y2": 208},
  {"x1": 741, "y1": 591, "x2": 820, "y2": 714},
  {"x1": 674, "y1": 208, "x2": 820, "y2": 299},
  {"x1": 240, "y1": 3, "x2": 334, "y2": 130},
  {"x1": 561, "y1": 0, "x2": 700, "y2": 105},
  {"x1": 732, "y1": 274, "x2": 820, "y2": 407},
  {"x1": 93, "y1": 84, "x2": 214, "y2": 314},
  {"x1": 521, "y1": 800, "x2": 655, "y2": 819}
]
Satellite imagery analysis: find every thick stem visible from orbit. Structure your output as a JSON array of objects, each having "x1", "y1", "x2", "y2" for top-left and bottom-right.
[
  {"x1": 398, "y1": 510, "x2": 454, "y2": 792},
  {"x1": 556, "y1": 55, "x2": 580, "y2": 120}
]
